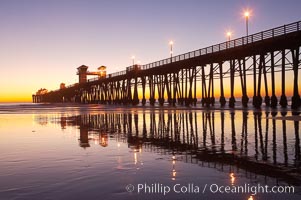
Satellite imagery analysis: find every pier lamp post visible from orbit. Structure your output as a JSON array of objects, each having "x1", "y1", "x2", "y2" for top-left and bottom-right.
[
  {"x1": 227, "y1": 31, "x2": 232, "y2": 41},
  {"x1": 137, "y1": 60, "x2": 141, "y2": 70},
  {"x1": 244, "y1": 11, "x2": 250, "y2": 36},
  {"x1": 131, "y1": 55, "x2": 135, "y2": 66},
  {"x1": 169, "y1": 40, "x2": 173, "y2": 61},
  {"x1": 226, "y1": 31, "x2": 232, "y2": 48}
]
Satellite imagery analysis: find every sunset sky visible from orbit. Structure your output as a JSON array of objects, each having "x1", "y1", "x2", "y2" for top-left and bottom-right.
[{"x1": 0, "y1": 0, "x2": 300, "y2": 102}]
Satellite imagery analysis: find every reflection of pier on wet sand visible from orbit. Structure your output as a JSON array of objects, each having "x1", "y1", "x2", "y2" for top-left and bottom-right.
[{"x1": 40, "y1": 109, "x2": 301, "y2": 185}]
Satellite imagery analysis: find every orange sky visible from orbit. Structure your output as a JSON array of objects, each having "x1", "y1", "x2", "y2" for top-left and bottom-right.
[{"x1": 0, "y1": 72, "x2": 296, "y2": 103}]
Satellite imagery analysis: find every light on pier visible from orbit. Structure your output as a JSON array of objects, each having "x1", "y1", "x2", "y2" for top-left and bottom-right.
[
  {"x1": 169, "y1": 40, "x2": 174, "y2": 58},
  {"x1": 243, "y1": 9, "x2": 251, "y2": 36},
  {"x1": 226, "y1": 31, "x2": 232, "y2": 41}
]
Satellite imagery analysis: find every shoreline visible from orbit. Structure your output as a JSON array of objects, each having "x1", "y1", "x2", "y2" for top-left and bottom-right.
[{"x1": 0, "y1": 102, "x2": 300, "y2": 118}]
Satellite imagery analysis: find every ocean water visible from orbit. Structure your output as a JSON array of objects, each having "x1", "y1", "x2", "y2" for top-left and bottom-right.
[{"x1": 0, "y1": 103, "x2": 300, "y2": 200}]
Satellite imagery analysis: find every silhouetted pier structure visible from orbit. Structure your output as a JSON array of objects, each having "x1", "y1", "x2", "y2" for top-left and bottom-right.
[{"x1": 33, "y1": 21, "x2": 301, "y2": 109}]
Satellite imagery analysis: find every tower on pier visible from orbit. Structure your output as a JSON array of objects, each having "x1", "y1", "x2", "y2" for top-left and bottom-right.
[{"x1": 77, "y1": 65, "x2": 89, "y2": 84}]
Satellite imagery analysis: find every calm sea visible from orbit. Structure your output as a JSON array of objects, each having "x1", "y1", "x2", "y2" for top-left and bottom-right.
[{"x1": 0, "y1": 103, "x2": 300, "y2": 200}]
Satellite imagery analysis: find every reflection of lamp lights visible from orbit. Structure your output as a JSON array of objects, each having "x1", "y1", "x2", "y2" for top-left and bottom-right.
[
  {"x1": 230, "y1": 173, "x2": 235, "y2": 185},
  {"x1": 248, "y1": 195, "x2": 254, "y2": 200},
  {"x1": 101, "y1": 137, "x2": 106, "y2": 145},
  {"x1": 100, "y1": 133, "x2": 108, "y2": 147},
  {"x1": 134, "y1": 152, "x2": 137, "y2": 165},
  {"x1": 133, "y1": 148, "x2": 143, "y2": 168},
  {"x1": 117, "y1": 143, "x2": 120, "y2": 147},
  {"x1": 172, "y1": 155, "x2": 176, "y2": 180},
  {"x1": 172, "y1": 169, "x2": 177, "y2": 180}
]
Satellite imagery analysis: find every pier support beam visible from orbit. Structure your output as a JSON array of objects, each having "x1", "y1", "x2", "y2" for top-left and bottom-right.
[
  {"x1": 291, "y1": 48, "x2": 300, "y2": 109},
  {"x1": 239, "y1": 59, "x2": 249, "y2": 107},
  {"x1": 210, "y1": 64, "x2": 215, "y2": 106},
  {"x1": 185, "y1": 69, "x2": 188, "y2": 106},
  {"x1": 133, "y1": 77, "x2": 139, "y2": 105},
  {"x1": 141, "y1": 77, "x2": 146, "y2": 105},
  {"x1": 149, "y1": 76, "x2": 156, "y2": 105},
  {"x1": 270, "y1": 52, "x2": 278, "y2": 108},
  {"x1": 229, "y1": 60, "x2": 235, "y2": 108},
  {"x1": 254, "y1": 55, "x2": 264, "y2": 108},
  {"x1": 173, "y1": 72, "x2": 178, "y2": 106},
  {"x1": 219, "y1": 62, "x2": 226, "y2": 106},
  {"x1": 187, "y1": 68, "x2": 194, "y2": 107},
  {"x1": 164, "y1": 74, "x2": 171, "y2": 105},
  {"x1": 127, "y1": 78, "x2": 132, "y2": 105},
  {"x1": 157, "y1": 75, "x2": 165, "y2": 106},
  {"x1": 201, "y1": 66, "x2": 207, "y2": 106},
  {"x1": 252, "y1": 55, "x2": 257, "y2": 107},
  {"x1": 279, "y1": 50, "x2": 288, "y2": 107},
  {"x1": 179, "y1": 69, "x2": 184, "y2": 105},
  {"x1": 242, "y1": 58, "x2": 249, "y2": 107},
  {"x1": 263, "y1": 55, "x2": 270, "y2": 107}
]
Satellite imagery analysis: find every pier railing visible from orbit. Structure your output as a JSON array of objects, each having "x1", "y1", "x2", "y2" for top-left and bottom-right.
[{"x1": 84, "y1": 20, "x2": 301, "y2": 84}]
